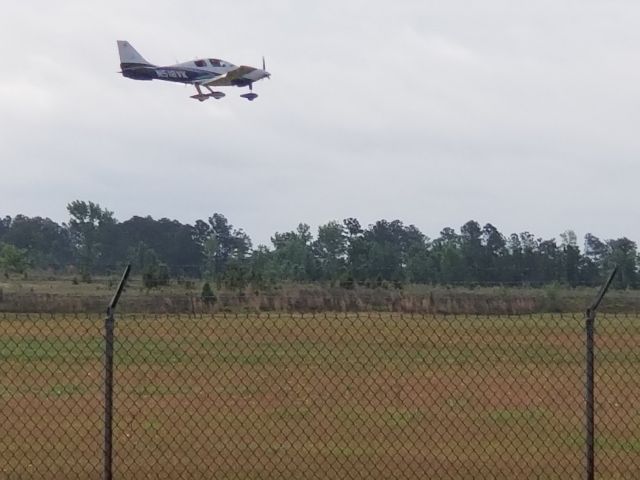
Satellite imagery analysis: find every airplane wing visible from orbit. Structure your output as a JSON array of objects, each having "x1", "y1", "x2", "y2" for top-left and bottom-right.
[{"x1": 199, "y1": 66, "x2": 256, "y2": 87}]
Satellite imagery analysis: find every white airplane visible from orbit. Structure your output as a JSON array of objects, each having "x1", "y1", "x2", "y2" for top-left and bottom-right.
[{"x1": 117, "y1": 40, "x2": 271, "y2": 102}]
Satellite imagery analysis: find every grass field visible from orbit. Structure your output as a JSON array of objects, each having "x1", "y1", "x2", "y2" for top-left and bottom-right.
[
  {"x1": 5, "y1": 273, "x2": 640, "y2": 315},
  {"x1": 1, "y1": 313, "x2": 640, "y2": 479}
]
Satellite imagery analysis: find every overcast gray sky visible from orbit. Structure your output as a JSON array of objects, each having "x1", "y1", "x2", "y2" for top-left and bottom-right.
[{"x1": 1, "y1": 0, "x2": 639, "y2": 246}]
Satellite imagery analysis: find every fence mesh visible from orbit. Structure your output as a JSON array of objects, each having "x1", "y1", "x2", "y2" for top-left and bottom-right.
[{"x1": 1, "y1": 312, "x2": 640, "y2": 479}]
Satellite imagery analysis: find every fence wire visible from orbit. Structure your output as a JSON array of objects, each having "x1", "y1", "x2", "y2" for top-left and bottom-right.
[{"x1": 1, "y1": 312, "x2": 640, "y2": 479}]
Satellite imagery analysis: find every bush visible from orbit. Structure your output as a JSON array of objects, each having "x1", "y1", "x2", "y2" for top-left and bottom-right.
[
  {"x1": 339, "y1": 273, "x2": 355, "y2": 290},
  {"x1": 201, "y1": 282, "x2": 216, "y2": 305},
  {"x1": 142, "y1": 263, "x2": 170, "y2": 290}
]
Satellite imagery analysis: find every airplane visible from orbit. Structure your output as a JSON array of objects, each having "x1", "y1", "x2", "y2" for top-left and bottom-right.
[{"x1": 117, "y1": 40, "x2": 271, "y2": 102}]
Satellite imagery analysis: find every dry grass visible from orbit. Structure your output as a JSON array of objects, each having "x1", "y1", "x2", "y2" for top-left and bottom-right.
[
  {"x1": 4, "y1": 274, "x2": 640, "y2": 315},
  {"x1": 1, "y1": 313, "x2": 639, "y2": 479}
]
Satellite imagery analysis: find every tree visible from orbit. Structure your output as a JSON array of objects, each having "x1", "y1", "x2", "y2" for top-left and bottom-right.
[
  {"x1": 519, "y1": 232, "x2": 539, "y2": 283},
  {"x1": 431, "y1": 228, "x2": 463, "y2": 284},
  {"x1": 560, "y1": 230, "x2": 580, "y2": 287},
  {"x1": 67, "y1": 200, "x2": 116, "y2": 281},
  {"x1": 0, "y1": 216, "x2": 10, "y2": 241},
  {"x1": 2, "y1": 215, "x2": 73, "y2": 269},
  {"x1": 343, "y1": 217, "x2": 363, "y2": 237},
  {"x1": 314, "y1": 221, "x2": 347, "y2": 281},
  {"x1": 506, "y1": 233, "x2": 524, "y2": 283},
  {"x1": 582, "y1": 233, "x2": 607, "y2": 285},
  {"x1": 205, "y1": 214, "x2": 252, "y2": 284},
  {"x1": 460, "y1": 220, "x2": 483, "y2": 283},
  {"x1": 537, "y1": 239, "x2": 561, "y2": 284},
  {"x1": 248, "y1": 245, "x2": 277, "y2": 289},
  {"x1": 604, "y1": 238, "x2": 638, "y2": 289},
  {"x1": 117, "y1": 216, "x2": 203, "y2": 277},
  {"x1": 0, "y1": 243, "x2": 30, "y2": 276},
  {"x1": 482, "y1": 223, "x2": 506, "y2": 283},
  {"x1": 271, "y1": 223, "x2": 318, "y2": 281},
  {"x1": 360, "y1": 220, "x2": 408, "y2": 283},
  {"x1": 130, "y1": 242, "x2": 169, "y2": 289},
  {"x1": 344, "y1": 218, "x2": 368, "y2": 283},
  {"x1": 405, "y1": 236, "x2": 432, "y2": 283}
]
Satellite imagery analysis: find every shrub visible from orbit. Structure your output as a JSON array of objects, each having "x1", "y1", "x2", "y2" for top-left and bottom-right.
[{"x1": 201, "y1": 282, "x2": 216, "y2": 305}]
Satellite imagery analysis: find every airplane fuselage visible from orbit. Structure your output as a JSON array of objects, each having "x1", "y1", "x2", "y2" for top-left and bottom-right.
[
  {"x1": 121, "y1": 60, "x2": 227, "y2": 84},
  {"x1": 121, "y1": 59, "x2": 265, "y2": 88},
  {"x1": 117, "y1": 41, "x2": 270, "y2": 101}
]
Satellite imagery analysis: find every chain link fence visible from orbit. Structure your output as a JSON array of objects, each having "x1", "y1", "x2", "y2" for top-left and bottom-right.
[{"x1": 1, "y1": 311, "x2": 639, "y2": 479}]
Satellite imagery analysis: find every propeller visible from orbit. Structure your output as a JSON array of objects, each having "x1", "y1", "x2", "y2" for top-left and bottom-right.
[{"x1": 262, "y1": 56, "x2": 271, "y2": 79}]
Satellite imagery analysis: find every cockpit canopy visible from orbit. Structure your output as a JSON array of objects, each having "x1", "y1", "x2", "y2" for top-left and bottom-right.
[
  {"x1": 192, "y1": 58, "x2": 235, "y2": 68},
  {"x1": 208, "y1": 58, "x2": 234, "y2": 68}
]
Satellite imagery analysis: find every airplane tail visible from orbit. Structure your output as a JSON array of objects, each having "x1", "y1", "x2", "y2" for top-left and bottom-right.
[{"x1": 117, "y1": 40, "x2": 153, "y2": 66}]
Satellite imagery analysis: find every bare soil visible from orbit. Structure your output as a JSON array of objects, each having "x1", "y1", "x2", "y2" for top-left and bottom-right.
[{"x1": 1, "y1": 313, "x2": 639, "y2": 479}]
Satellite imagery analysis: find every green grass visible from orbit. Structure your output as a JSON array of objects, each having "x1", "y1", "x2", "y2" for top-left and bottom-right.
[{"x1": 1, "y1": 312, "x2": 640, "y2": 478}]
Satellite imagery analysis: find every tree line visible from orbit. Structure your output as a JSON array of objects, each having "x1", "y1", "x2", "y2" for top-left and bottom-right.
[{"x1": 0, "y1": 200, "x2": 638, "y2": 289}]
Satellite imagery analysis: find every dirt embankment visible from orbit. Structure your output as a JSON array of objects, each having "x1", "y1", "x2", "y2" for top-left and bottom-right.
[{"x1": 2, "y1": 285, "x2": 639, "y2": 314}]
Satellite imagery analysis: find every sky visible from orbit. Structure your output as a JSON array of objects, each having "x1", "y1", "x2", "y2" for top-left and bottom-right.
[{"x1": 1, "y1": 0, "x2": 639, "y2": 247}]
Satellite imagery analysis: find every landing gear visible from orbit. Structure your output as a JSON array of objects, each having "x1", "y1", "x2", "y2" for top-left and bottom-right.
[
  {"x1": 240, "y1": 83, "x2": 258, "y2": 101},
  {"x1": 190, "y1": 84, "x2": 225, "y2": 101}
]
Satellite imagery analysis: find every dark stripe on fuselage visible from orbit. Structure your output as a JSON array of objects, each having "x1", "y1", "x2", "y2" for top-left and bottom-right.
[{"x1": 120, "y1": 63, "x2": 218, "y2": 84}]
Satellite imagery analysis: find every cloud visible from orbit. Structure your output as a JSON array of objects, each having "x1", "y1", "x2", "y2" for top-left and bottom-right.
[{"x1": 1, "y1": 0, "x2": 639, "y2": 246}]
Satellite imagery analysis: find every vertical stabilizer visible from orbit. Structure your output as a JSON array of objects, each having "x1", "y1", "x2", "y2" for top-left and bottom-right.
[{"x1": 117, "y1": 40, "x2": 153, "y2": 66}]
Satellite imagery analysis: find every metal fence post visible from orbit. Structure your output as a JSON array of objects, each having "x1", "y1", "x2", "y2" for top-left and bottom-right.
[
  {"x1": 104, "y1": 265, "x2": 131, "y2": 480},
  {"x1": 585, "y1": 267, "x2": 617, "y2": 480},
  {"x1": 104, "y1": 307, "x2": 115, "y2": 480},
  {"x1": 585, "y1": 308, "x2": 595, "y2": 480}
]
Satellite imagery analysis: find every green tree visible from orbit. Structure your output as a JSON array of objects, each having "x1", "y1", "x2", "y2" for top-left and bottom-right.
[
  {"x1": 482, "y1": 223, "x2": 507, "y2": 283},
  {"x1": 67, "y1": 200, "x2": 116, "y2": 281},
  {"x1": 431, "y1": 228, "x2": 463, "y2": 284},
  {"x1": 0, "y1": 243, "x2": 30, "y2": 276},
  {"x1": 582, "y1": 233, "x2": 607, "y2": 284},
  {"x1": 359, "y1": 220, "x2": 415, "y2": 283},
  {"x1": 271, "y1": 223, "x2": 318, "y2": 281},
  {"x1": 519, "y1": 232, "x2": 539, "y2": 283},
  {"x1": 248, "y1": 245, "x2": 277, "y2": 289},
  {"x1": 604, "y1": 238, "x2": 638, "y2": 289},
  {"x1": 560, "y1": 230, "x2": 580, "y2": 287},
  {"x1": 2, "y1": 215, "x2": 73, "y2": 269},
  {"x1": 537, "y1": 239, "x2": 561, "y2": 284},
  {"x1": 0, "y1": 216, "x2": 12, "y2": 241},
  {"x1": 344, "y1": 218, "x2": 368, "y2": 283},
  {"x1": 204, "y1": 214, "x2": 252, "y2": 284},
  {"x1": 131, "y1": 242, "x2": 170, "y2": 289},
  {"x1": 460, "y1": 220, "x2": 483, "y2": 283},
  {"x1": 116, "y1": 216, "x2": 203, "y2": 277},
  {"x1": 314, "y1": 221, "x2": 347, "y2": 281},
  {"x1": 506, "y1": 233, "x2": 524, "y2": 283}
]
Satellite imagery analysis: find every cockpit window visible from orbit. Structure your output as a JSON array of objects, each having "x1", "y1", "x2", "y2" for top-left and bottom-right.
[
  {"x1": 209, "y1": 59, "x2": 221, "y2": 67},
  {"x1": 194, "y1": 60, "x2": 206, "y2": 67}
]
